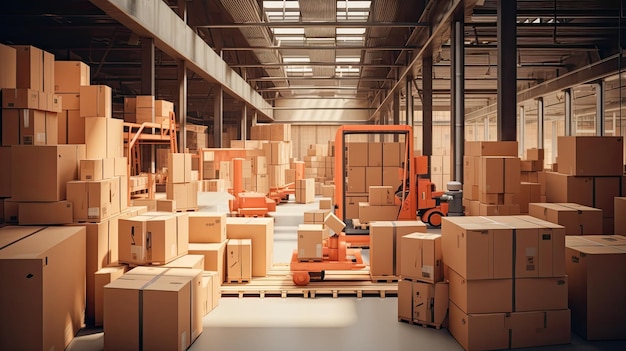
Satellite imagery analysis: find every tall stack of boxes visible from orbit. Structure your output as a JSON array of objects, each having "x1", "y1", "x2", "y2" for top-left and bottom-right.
[
  {"x1": 429, "y1": 154, "x2": 451, "y2": 190},
  {"x1": 443, "y1": 215, "x2": 570, "y2": 350},
  {"x1": 518, "y1": 148, "x2": 545, "y2": 213},
  {"x1": 249, "y1": 154, "x2": 269, "y2": 194},
  {"x1": 304, "y1": 143, "x2": 334, "y2": 185},
  {"x1": 296, "y1": 178, "x2": 315, "y2": 204},
  {"x1": 186, "y1": 124, "x2": 208, "y2": 151},
  {"x1": 166, "y1": 152, "x2": 198, "y2": 210},
  {"x1": 187, "y1": 212, "x2": 228, "y2": 284},
  {"x1": 544, "y1": 136, "x2": 624, "y2": 234},
  {"x1": 54, "y1": 60, "x2": 90, "y2": 144},
  {"x1": 397, "y1": 233, "x2": 448, "y2": 327},
  {"x1": 463, "y1": 141, "x2": 521, "y2": 216}
]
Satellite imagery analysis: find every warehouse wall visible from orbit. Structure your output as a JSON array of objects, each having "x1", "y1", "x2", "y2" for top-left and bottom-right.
[{"x1": 273, "y1": 98, "x2": 370, "y2": 123}]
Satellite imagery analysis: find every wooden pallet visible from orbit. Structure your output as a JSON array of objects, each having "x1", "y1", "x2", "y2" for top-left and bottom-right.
[
  {"x1": 220, "y1": 265, "x2": 398, "y2": 299},
  {"x1": 370, "y1": 275, "x2": 399, "y2": 283},
  {"x1": 227, "y1": 278, "x2": 250, "y2": 284},
  {"x1": 398, "y1": 318, "x2": 442, "y2": 330},
  {"x1": 352, "y1": 218, "x2": 369, "y2": 230}
]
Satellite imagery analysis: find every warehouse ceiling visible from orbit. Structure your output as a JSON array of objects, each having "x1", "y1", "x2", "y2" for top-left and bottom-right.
[{"x1": 0, "y1": 0, "x2": 624, "y2": 124}]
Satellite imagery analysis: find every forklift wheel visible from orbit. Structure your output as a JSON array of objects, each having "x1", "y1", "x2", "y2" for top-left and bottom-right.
[
  {"x1": 426, "y1": 210, "x2": 444, "y2": 227},
  {"x1": 292, "y1": 271, "x2": 311, "y2": 286}
]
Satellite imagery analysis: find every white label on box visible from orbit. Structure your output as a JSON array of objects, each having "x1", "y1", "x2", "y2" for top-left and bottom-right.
[
  {"x1": 88, "y1": 207, "x2": 99, "y2": 218},
  {"x1": 131, "y1": 245, "x2": 144, "y2": 261},
  {"x1": 316, "y1": 244, "x2": 322, "y2": 258},
  {"x1": 22, "y1": 110, "x2": 29, "y2": 128},
  {"x1": 36, "y1": 133, "x2": 45, "y2": 143},
  {"x1": 422, "y1": 265, "x2": 433, "y2": 279}
]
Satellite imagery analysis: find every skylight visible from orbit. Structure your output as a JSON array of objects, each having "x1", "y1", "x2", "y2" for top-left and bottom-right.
[
  {"x1": 336, "y1": 57, "x2": 361, "y2": 63},
  {"x1": 336, "y1": 28, "x2": 366, "y2": 35},
  {"x1": 263, "y1": 1, "x2": 300, "y2": 9}
]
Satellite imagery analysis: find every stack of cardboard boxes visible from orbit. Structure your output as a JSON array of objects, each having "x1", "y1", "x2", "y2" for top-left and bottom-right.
[
  {"x1": 304, "y1": 143, "x2": 334, "y2": 185},
  {"x1": 517, "y1": 148, "x2": 545, "y2": 214},
  {"x1": 345, "y1": 141, "x2": 404, "y2": 220},
  {"x1": 429, "y1": 154, "x2": 451, "y2": 191},
  {"x1": 369, "y1": 220, "x2": 427, "y2": 279},
  {"x1": 187, "y1": 212, "x2": 229, "y2": 283},
  {"x1": 225, "y1": 217, "x2": 274, "y2": 277},
  {"x1": 54, "y1": 60, "x2": 89, "y2": 143},
  {"x1": 186, "y1": 124, "x2": 208, "y2": 151},
  {"x1": 166, "y1": 153, "x2": 199, "y2": 211},
  {"x1": 544, "y1": 136, "x2": 624, "y2": 234},
  {"x1": 123, "y1": 95, "x2": 174, "y2": 125},
  {"x1": 463, "y1": 141, "x2": 521, "y2": 216},
  {"x1": 397, "y1": 233, "x2": 448, "y2": 327},
  {"x1": 295, "y1": 178, "x2": 315, "y2": 204},
  {"x1": 250, "y1": 123, "x2": 292, "y2": 189},
  {"x1": 297, "y1": 212, "x2": 346, "y2": 261},
  {"x1": 249, "y1": 154, "x2": 269, "y2": 194},
  {"x1": 565, "y1": 235, "x2": 626, "y2": 340},
  {"x1": 358, "y1": 186, "x2": 401, "y2": 225},
  {"x1": 443, "y1": 215, "x2": 570, "y2": 350}
]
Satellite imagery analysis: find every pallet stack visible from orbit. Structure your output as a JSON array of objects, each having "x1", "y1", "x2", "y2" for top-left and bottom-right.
[
  {"x1": 463, "y1": 141, "x2": 521, "y2": 216},
  {"x1": 443, "y1": 215, "x2": 570, "y2": 350},
  {"x1": 397, "y1": 233, "x2": 448, "y2": 328},
  {"x1": 543, "y1": 136, "x2": 625, "y2": 234}
]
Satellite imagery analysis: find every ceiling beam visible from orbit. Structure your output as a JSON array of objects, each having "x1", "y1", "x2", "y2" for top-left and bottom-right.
[
  {"x1": 196, "y1": 21, "x2": 428, "y2": 28},
  {"x1": 230, "y1": 63, "x2": 404, "y2": 68},
  {"x1": 471, "y1": 8, "x2": 619, "y2": 19},
  {"x1": 220, "y1": 46, "x2": 418, "y2": 51},
  {"x1": 247, "y1": 76, "x2": 395, "y2": 81}
]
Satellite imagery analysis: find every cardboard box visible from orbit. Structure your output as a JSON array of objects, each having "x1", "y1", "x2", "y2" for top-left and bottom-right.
[
  {"x1": 1, "y1": 88, "x2": 39, "y2": 109},
  {"x1": 80, "y1": 85, "x2": 112, "y2": 118},
  {"x1": 365, "y1": 166, "x2": 382, "y2": 188},
  {"x1": 303, "y1": 209, "x2": 331, "y2": 224},
  {"x1": 557, "y1": 136, "x2": 623, "y2": 176},
  {"x1": 58, "y1": 93, "x2": 80, "y2": 110},
  {"x1": 526, "y1": 148, "x2": 544, "y2": 161},
  {"x1": 227, "y1": 239, "x2": 252, "y2": 281},
  {"x1": 42, "y1": 50, "x2": 55, "y2": 93},
  {"x1": 85, "y1": 116, "x2": 124, "y2": 159},
  {"x1": 382, "y1": 166, "x2": 400, "y2": 187},
  {"x1": 321, "y1": 184, "x2": 335, "y2": 198},
  {"x1": 249, "y1": 155, "x2": 267, "y2": 175},
  {"x1": 297, "y1": 224, "x2": 327, "y2": 260},
  {"x1": 166, "y1": 182, "x2": 198, "y2": 210},
  {"x1": 13, "y1": 45, "x2": 42, "y2": 91},
  {"x1": 529, "y1": 202, "x2": 603, "y2": 235},
  {"x1": 1, "y1": 108, "x2": 51, "y2": 146},
  {"x1": 67, "y1": 109, "x2": 84, "y2": 143},
  {"x1": 18, "y1": 201, "x2": 73, "y2": 225},
  {"x1": 269, "y1": 123, "x2": 291, "y2": 141},
  {"x1": 168, "y1": 153, "x2": 192, "y2": 183},
  {"x1": 615, "y1": 197, "x2": 626, "y2": 235},
  {"x1": 566, "y1": 241, "x2": 626, "y2": 340},
  {"x1": 510, "y1": 309, "x2": 571, "y2": 348},
  {"x1": 400, "y1": 233, "x2": 443, "y2": 283},
  {"x1": 382, "y1": 142, "x2": 402, "y2": 167},
  {"x1": 480, "y1": 157, "x2": 504, "y2": 193},
  {"x1": 448, "y1": 268, "x2": 513, "y2": 314},
  {"x1": 156, "y1": 199, "x2": 176, "y2": 212},
  {"x1": 94, "y1": 266, "x2": 127, "y2": 326},
  {"x1": 515, "y1": 276, "x2": 568, "y2": 312},
  {"x1": 347, "y1": 142, "x2": 368, "y2": 166},
  {"x1": 358, "y1": 202, "x2": 401, "y2": 224},
  {"x1": 118, "y1": 215, "x2": 184, "y2": 265},
  {"x1": 188, "y1": 212, "x2": 227, "y2": 243},
  {"x1": 0, "y1": 146, "x2": 11, "y2": 197},
  {"x1": 369, "y1": 221, "x2": 427, "y2": 277},
  {"x1": 323, "y1": 212, "x2": 345, "y2": 234},
  {"x1": 54, "y1": 61, "x2": 90, "y2": 93},
  {"x1": 11, "y1": 145, "x2": 81, "y2": 201},
  {"x1": 345, "y1": 195, "x2": 367, "y2": 220},
  {"x1": 80, "y1": 158, "x2": 115, "y2": 181},
  {"x1": 518, "y1": 182, "x2": 541, "y2": 214},
  {"x1": 202, "y1": 271, "x2": 221, "y2": 310},
  {"x1": 226, "y1": 217, "x2": 274, "y2": 277},
  {"x1": 465, "y1": 140, "x2": 518, "y2": 157},
  {"x1": 0, "y1": 226, "x2": 86, "y2": 351},
  {"x1": 448, "y1": 301, "x2": 510, "y2": 351},
  {"x1": 66, "y1": 178, "x2": 120, "y2": 222},
  {"x1": 369, "y1": 185, "x2": 395, "y2": 206},
  {"x1": 398, "y1": 280, "x2": 448, "y2": 325},
  {"x1": 164, "y1": 254, "x2": 205, "y2": 270},
  {"x1": 263, "y1": 141, "x2": 289, "y2": 165},
  {"x1": 295, "y1": 178, "x2": 315, "y2": 204},
  {"x1": 368, "y1": 142, "x2": 383, "y2": 166},
  {"x1": 155, "y1": 100, "x2": 174, "y2": 117},
  {"x1": 188, "y1": 241, "x2": 227, "y2": 283},
  {"x1": 0, "y1": 43, "x2": 16, "y2": 90}
]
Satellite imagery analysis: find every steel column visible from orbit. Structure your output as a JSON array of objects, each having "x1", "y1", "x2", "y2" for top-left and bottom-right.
[
  {"x1": 596, "y1": 80, "x2": 605, "y2": 136},
  {"x1": 564, "y1": 88, "x2": 573, "y2": 136},
  {"x1": 140, "y1": 37, "x2": 155, "y2": 95},
  {"x1": 422, "y1": 55, "x2": 433, "y2": 158},
  {"x1": 176, "y1": 0, "x2": 187, "y2": 22},
  {"x1": 519, "y1": 105, "x2": 525, "y2": 155},
  {"x1": 214, "y1": 87, "x2": 223, "y2": 148},
  {"x1": 450, "y1": 13, "x2": 465, "y2": 183},
  {"x1": 177, "y1": 60, "x2": 187, "y2": 151},
  {"x1": 241, "y1": 104, "x2": 248, "y2": 140},
  {"x1": 537, "y1": 97, "x2": 545, "y2": 148},
  {"x1": 497, "y1": 0, "x2": 517, "y2": 141}
]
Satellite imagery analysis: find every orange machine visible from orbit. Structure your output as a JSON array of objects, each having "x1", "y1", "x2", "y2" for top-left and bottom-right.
[
  {"x1": 228, "y1": 158, "x2": 276, "y2": 217},
  {"x1": 290, "y1": 232, "x2": 366, "y2": 286},
  {"x1": 333, "y1": 125, "x2": 449, "y2": 246},
  {"x1": 268, "y1": 161, "x2": 304, "y2": 203}
]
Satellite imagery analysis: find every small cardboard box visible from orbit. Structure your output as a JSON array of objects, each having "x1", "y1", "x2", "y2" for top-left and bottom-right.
[
  {"x1": 398, "y1": 280, "x2": 449, "y2": 325},
  {"x1": 347, "y1": 142, "x2": 368, "y2": 166},
  {"x1": 66, "y1": 178, "x2": 120, "y2": 222},
  {"x1": 79, "y1": 85, "x2": 112, "y2": 118},
  {"x1": 188, "y1": 212, "x2": 227, "y2": 243},
  {"x1": 227, "y1": 239, "x2": 252, "y2": 282},
  {"x1": 324, "y1": 212, "x2": 346, "y2": 234},
  {"x1": 448, "y1": 267, "x2": 513, "y2": 314},
  {"x1": 118, "y1": 215, "x2": 182, "y2": 265},
  {"x1": 297, "y1": 224, "x2": 328, "y2": 260},
  {"x1": 188, "y1": 241, "x2": 227, "y2": 283},
  {"x1": 368, "y1": 185, "x2": 395, "y2": 206},
  {"x1": 319, "y1": 197, "x2": 333, "y2": 210},
  {"x1": 80, "y1": 158, "x2": 115, "y2": 181},
  {"x1": 358, "y1": 202, "x2": 400, "y2": 224},
  {"x1": 448, "y1": 302, "x2": 510, "y2": 351},
  {"x1": 303, "y1": 209, "x2": 330, "y2": 224},
  {"x1": 400, "y1": 233, "x2": 443, "y2": 283}
]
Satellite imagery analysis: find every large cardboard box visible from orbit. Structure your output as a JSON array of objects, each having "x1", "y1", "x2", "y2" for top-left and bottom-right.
[
  {"x1": 529, "y1": 202, "x2": 603, "y2": 235},
  {"x1": 544, "y1": 171, "x2": 593, "y2": 205},
  {"x1": 358, "y1": 203, "x2": 401, "y2": 224},
  {"x1": 1, "y1": 89, "x2": 39, "y2": 109},
  {"x1": 85, "y1": 116, "x2": 124, "y2": 159},
  {"x1": 448, "y1": 268, "x2": 513, "y2": 314},
  {"x1": 17, "y1": 200, "x2": 73, "y2": 225},
  {"x1": 368, "y1": 185, "x2": 395, "y2": 206},
  {"x1": 79, "y1": 158, "x2": 115, "y2": 181},
  {"x1": 448, "y1": 301, "x2": 510, "y2": 351},
  {"x1": 80, "y1": 85, "x2": 112, "y2": 118},
  {"x1": 398, "y1": 280, "x2": 448, "y2": 325},
  {"x1": 269, "y1": 123, "x2": 291, "y2": 141},
  {"x1": 515, "y1": 276, "x2": 568, "y2": 312},
  {"x1": 118, "y1": 215, "x2": 185, "y2": 265},
  {"x1": 188, "y1": 241, "x2": 227, "y2": 283},
  {"x1": 67, "y1": 109, "x2": 85, "y2": 143},
  {"x1": 1, "y1": 108, "x2": 50, "y2": 146},
  {"x1": 368, "y1": 142, "x2": 383, "y2": 167},
  {"x1": 347, "y1": 142, "x2": 368, "y2": 166},
  {"x1": 382, "y1": 142, "x2": 402, "y2": 167},
  {"x1": 168, "y1": 153, "x2": 192, "y2": 183},
  {"x1": 226, "y1": 239, "x2": 252, "y2": 282},
  {"x1": 0, "y1": 43, "x2": 16, "y2": 90},
  {"x1": 11, "y1": 144, "x2": 81, "y2": 202},
  {"x1": 94, "y1": 266, "x2": 127, "y2": 326},
  {"x1": 188, "y1": 212, "x2": 227, "y2": 243},
  {"x1": 13, "y1": 45, "x2": 42, "y2": 91},
  {"x1": 297, "y1": 224, "x2": 327, "y2": 261},
  {"x1": 226, "y1": 217, "x2": 274, "y2": 277},
  {"x1": 369, "y1": 221, "x2": 427, "y2": 277},
  {"x1": 566, "y1": 240, "x2": 626, "y2": 340},
  {"x1": 509, "y1": 309, "x2": 571, "y2": 348},
  {"x1": 164, "y1": 254, "x2": 205, "y2": 270},
  {"x1": 382, "y1": 166, "x2": 401, "y2": 187},
  {"x1": 465, "y1": 140, "x2": 518, "y2": 157},
  {"x1": 54, "y1": 61, "x2": 90, "y2": 93},
  {"x1": 66, "y1": 178, "x2": 120, "y2": 222},
  {"x1": 347, "y1": 166, "x2": 366, "y2": 193},
  {"x1": 557, "y1": 136, "x2": 623, "y2": 176},
  {"x1": 0, "y1": 226, "x2": 86, "y2": 351},
  {"x1": 399, "y1": 233, "x2": 443, "y2": 283},
  {"x1": 324, "y1": 212, "x2": 346, "y2": 234}
]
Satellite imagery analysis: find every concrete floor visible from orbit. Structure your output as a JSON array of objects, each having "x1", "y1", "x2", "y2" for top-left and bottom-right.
[{"x1": 67, "y1": 192, "x2": 626, "y2": 351}]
